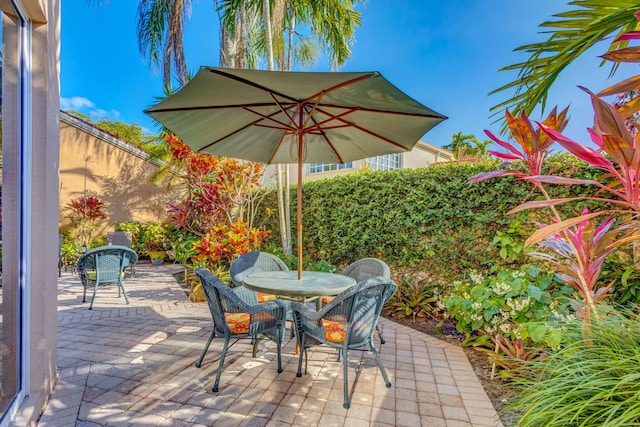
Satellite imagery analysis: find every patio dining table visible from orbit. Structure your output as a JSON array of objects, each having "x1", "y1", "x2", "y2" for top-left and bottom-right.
[{"x1": 242, "y1": 270, "x2": 356, "y2": 309}]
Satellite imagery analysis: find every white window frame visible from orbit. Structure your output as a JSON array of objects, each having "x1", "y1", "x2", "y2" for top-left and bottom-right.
[
  {"x1": 307, "y1": 162, "x2": 353, "y2": 174},
  {"x1": 366, "y1": 153, "x2": 401, "y2": 171},
  {"x1": 0, "y1": 0, "x2": 32, "y2": 425}
]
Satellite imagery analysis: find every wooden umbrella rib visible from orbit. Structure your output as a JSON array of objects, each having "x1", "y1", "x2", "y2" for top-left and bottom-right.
[
  {"x1": 304, "y1": 107, "x2": 359, "y2": 133},
  {"x1": 243, "y1": 106, "x2": 296, "y2": 131},
  {"x1": 145, "y1": 102, "x2": 293, "y2": 114},
  {"x1": 267, "y1": 132, "x2": 291, "y2": 164}
]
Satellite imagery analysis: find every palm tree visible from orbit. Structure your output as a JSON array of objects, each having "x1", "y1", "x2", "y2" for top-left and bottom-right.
[
  {"x1": 491, "y1": 1, "x2": 640, "y2": 128},
  {"x1": 443, "y1": 132, "x2": 479, "y2": 159},
  {"x1": 137, "y1": 0, "x2": 192, "y2": 90}
]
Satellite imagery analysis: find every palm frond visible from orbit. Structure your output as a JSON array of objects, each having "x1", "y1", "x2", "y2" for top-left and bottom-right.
[{"x1": 490, "y1": 0, "x2": 640, "y2": 133}]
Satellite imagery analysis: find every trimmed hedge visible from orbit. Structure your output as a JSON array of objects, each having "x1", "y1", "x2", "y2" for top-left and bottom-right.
[{"x1": 256, "y1": 156, "x2": 597, "y2": 280}]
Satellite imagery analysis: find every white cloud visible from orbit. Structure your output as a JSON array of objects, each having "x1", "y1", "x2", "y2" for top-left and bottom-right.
[
  {"x1": 60, "y1": 96, "x2": 95, "y2": 110},
  {"x1": 60, "y1": 97, "x2": 121, "y2": 122}
]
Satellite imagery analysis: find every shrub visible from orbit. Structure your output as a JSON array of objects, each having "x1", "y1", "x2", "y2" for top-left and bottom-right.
[
  {"x1": 510, "y1": 305, "x2": 640, "y2": 426},
  {"x1": 443, "y1": 265, "x2": 574, "y2": 372}
]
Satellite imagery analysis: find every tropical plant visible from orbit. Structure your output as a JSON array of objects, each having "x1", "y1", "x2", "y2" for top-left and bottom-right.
[
  {"x1": 442, "y1": 131, "x2": 480, "y2": 159},
  {"x1": 469, "y1": 102, "x2": 640, "y2": 316},
  {"x1": 65, "y1": 195, "x2": 108, "y2": 247},
  {"x1": 160, "y1": 134, "x2": 268, "y2": 236},
  {"x1": 386, "y1": 274, "x2": 439, "y2": 322},
  {"x1": 191, "y1": 220, "x2": 270, "y2": 269},
  {"x1": 187, "y1": 265, "x2": 230, "y2": 303},
  {"x1": 443, "y1": 265, "x2": 572, "y2": 371},
  {"x1": 143, "y1": 222, "x2": 172, "y2": 252},
  {"x1": 510, "y1": 305, "x2": 640, "y2": 427},
  {"x1": 491, "y1": 1, "x2": 640, "y2": 128},
  {"x1": 115, "y1": 221, "x2": 146, "y2": 254}
]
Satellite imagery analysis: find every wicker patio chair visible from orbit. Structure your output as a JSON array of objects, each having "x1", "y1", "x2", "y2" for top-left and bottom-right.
[
  {"x1": 230, "y1": 251, "x2": 289, "y2": 303},
  {"x1": 293, "y1": 276, "x2": 397, "y2": 409},
  {"x1": 322, "y1": 257, "x2": 392, "y2": 343},
  {"x1": 107, "y1": 231, "x2": 136, "y2": 275},
  {"x1": 76, "y1": 245, "x2": 138, "y2": 310},
  {"x1": 193, "y1": 267, "x2": 288, "y2": 392}
]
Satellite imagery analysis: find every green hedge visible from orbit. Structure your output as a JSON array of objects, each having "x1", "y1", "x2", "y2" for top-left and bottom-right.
[{"x1": 256, "y1": 156, "x2": 597, "y2": 280}]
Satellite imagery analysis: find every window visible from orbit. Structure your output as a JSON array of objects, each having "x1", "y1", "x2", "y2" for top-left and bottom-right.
[
  {"x1": 307, "y1": 162, "x2": 353, "y2": 174},
  {"x1": 366, "y1": 153, "x2": 401, "y2": 171}
]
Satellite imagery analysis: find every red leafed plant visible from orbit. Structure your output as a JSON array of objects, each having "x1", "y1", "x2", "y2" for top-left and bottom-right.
[
  {"x1": 160, "y1": 133, "x2": 271, "y2": 268},
  {"x1": 468, "y1": 16, "x2": 640, "y2": 318},
  {"x1": 66, "y1": 196, "x2": 108, "y2": 247}
]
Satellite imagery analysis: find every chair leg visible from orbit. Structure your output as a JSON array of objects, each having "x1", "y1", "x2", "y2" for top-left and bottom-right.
[
  {"x1": 195, "y1": 330, "x2": 216, "y2": 368},
  {"x1": 296, "y1": 334, "x2": 306, "y2": 377},
  {"x1": 376, "y1": 323, "x2": 386, "y2": 344},
  {"x1": 82, "y1": 284, "x2": 88, "y2": 303},
  {"x1": 119, "y1": 281, "x2": 130, "y2": 304},
  {"x1": 369, "y1": 338, "x2": 392, "y2": 388},
  {"x1": 342, "y1": 347, "x2": 350, "y2": 409},
  {"x1": 276, "y1": 338, "x2": 283, "y2": 374},
  {"x1": 213, "y1": 337, "x2": 230, "y2": 393},
  {"x1": 88, "y1": 283, "x2": 99, "y2": 310}
]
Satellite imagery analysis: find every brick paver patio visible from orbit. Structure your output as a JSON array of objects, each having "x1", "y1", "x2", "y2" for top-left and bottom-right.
[{"x1": 38, "y1": 263, "x2": 503, "y2": 426}]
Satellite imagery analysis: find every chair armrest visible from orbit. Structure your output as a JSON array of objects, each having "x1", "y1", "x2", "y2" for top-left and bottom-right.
[
  {"x1": 244, "y1": 299, "x2": 286, "y2": 315},
  {"x1": 292, "y1": 301, "x2": 323, "y2": 321}
]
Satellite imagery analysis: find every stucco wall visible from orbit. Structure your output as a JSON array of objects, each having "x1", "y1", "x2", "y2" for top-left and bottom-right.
[
  {"x1": 59, "y1": 115, "x2": 173, "y2": 235},
  {"x1": 268, "y1": 140, "x2": 453, "y2": 184}
]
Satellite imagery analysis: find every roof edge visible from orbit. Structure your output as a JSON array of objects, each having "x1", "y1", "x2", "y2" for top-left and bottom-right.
[{"x1": 60, "y1": 111, "x2": 163, "y2": 166}]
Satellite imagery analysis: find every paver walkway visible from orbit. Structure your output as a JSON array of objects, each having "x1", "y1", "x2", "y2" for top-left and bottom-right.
[{"x1": 39, "y1": 263, "x2": 503, "y2": 426}]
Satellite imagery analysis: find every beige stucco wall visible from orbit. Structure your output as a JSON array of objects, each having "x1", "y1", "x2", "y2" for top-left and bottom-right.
[{"x1": 59, "y1": 114, "x2": 174, "y2": 236}]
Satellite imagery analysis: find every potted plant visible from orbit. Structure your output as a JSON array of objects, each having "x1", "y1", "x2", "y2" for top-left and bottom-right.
[{"x1": 143, "y1": 223, "x2": 171, "y2": 265}]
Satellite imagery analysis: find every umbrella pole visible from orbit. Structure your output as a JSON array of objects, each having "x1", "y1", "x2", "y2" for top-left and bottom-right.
[{"x1": 297, "y1": 132, "x2": 303, "y2": 280}]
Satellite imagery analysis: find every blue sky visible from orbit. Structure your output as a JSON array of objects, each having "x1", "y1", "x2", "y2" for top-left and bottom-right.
[{"x1": 61, "y1": 1, "x2": 637, "y2": 148}]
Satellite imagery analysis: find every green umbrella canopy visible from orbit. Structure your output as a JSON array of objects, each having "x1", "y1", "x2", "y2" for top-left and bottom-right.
[
  {"x1": 145, "y1": 66, "x2": 446, "y2": 277},
  {"x1": 144, "y1": 66, "x2": 447, "y2": 164}
]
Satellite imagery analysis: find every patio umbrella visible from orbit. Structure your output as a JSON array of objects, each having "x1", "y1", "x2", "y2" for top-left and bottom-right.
[{"x1": 145, "y1": 66, "x2": 446, "y2": 278}]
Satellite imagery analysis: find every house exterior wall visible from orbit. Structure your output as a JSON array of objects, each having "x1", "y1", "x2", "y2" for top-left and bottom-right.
[
  {"x1": 264, "y1": 140, "x2": 453, "y2": 184},
  {"x1": 59, "y1": 114, "x2": 174, "y2": 235},
  {"x1": 1, "y1": 0, "x2": 60, "y2": 424}
]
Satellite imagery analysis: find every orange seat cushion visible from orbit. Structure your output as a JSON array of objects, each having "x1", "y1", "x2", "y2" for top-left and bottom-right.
[
  {"x1": 257, "y1": 292, "x2": 277, "y2": 303},
  {"x1": 322, "y1": 319, "x2": 348, "y2": 343},
  {"x1": 225, "y1": 312, "x2": 250, "y2": 334},
  {"x1": 321, "y1": 296, "x2": 334, "y2": 305}
]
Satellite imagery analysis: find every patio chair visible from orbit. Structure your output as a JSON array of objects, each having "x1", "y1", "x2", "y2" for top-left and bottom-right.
[
  {"x1": 107, "y1": 231, "x2": 135, "y2": 275},
  {"x1": 322, "y1": 257, "x2": 392, "y2": 343},
  {"x1": 230, "y1": 251, "x2": 289, "y2": 303},
  {"x1": 76, "y1": 245, "x2": 138, "y2": 310},
  {"x1": 293, "y1": 276, "x2": 397, "y2": 409},
  {"x1": 193, "y1": 267, "x2": 288, "y2": 392}
]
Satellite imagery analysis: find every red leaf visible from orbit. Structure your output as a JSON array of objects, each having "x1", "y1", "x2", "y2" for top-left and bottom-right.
[
  {"x1": 487, "y1": 150, "x2": 520, "y2": 160},
  {"x1": 525, "y1": 213, "x2": 603, "y2": 246},
  {"x1": 467, "y1": 170, "x2": 518, "y2": 183},
  {"x1": 484, "y1": 129, "x2": 523, "y2": 158},
  {"x1": 508, "y1": 198, "x2": 577, "y2": 214},
  {"x1": 614, "y1": 31, "x2": 640, "y2": 42},
  {"x1": 538, "y1": 123, "x2": 615, "y2": 170},
  {"x1": 526, "y1": 175, "x2": 600, "y2": 186}
]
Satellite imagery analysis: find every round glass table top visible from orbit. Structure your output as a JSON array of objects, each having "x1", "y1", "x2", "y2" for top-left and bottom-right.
[{"x1": 242, "y1": 270, "x2": 356, "y2": 297}]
